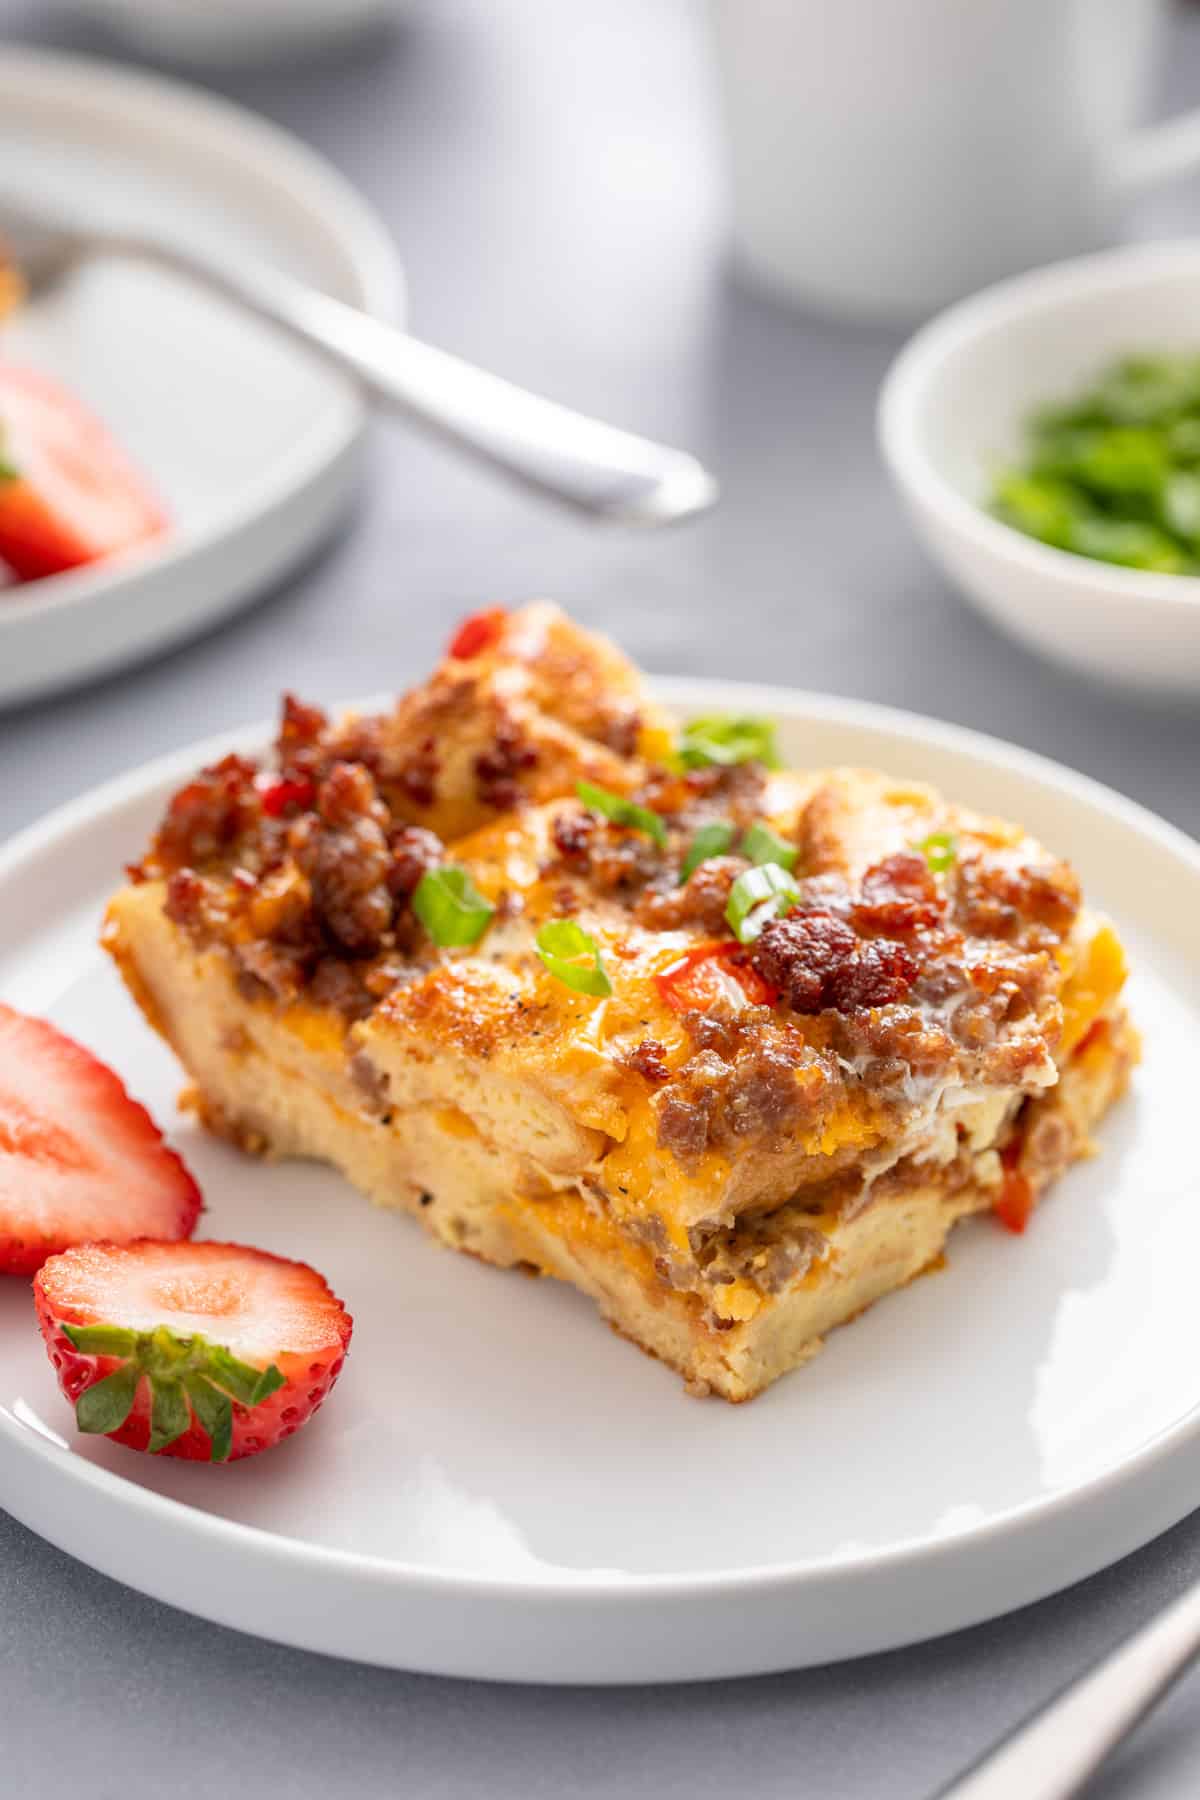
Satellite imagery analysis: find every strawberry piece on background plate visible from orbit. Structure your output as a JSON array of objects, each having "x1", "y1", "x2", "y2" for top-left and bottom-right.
[
  {"x1": 0, "y1": 1003, "x2": 201, "y2": 1274},
  {"x1": 0, "y1": 362, "x2": 168, "y2": 581},
  {"x1": 35, "y1": 1241, "x2": 353, "y2": 1463}
]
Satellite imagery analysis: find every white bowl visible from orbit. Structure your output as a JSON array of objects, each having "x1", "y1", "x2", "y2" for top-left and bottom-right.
[{"x1": 878, "y1": 241, "x2": 1200, "y2": 698}]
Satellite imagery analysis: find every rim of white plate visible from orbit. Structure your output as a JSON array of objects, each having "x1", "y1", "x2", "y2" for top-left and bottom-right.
[
  {"x1": 0, "y1": 45, "x2": 404, "y2": 629},
  {"x1": 2, "y1": 676, "x2": 1199, "y2": 1607}
]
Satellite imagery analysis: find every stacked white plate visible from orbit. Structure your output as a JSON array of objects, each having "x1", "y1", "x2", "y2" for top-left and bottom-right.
[{"x1": 0, "y1": 48, "x2": 402, "y2": 707}]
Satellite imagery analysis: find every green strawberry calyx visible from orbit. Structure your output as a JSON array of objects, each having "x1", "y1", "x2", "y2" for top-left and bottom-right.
[{"x1": 61, "y1": 1321, "x2": 285, "y2": 1463}]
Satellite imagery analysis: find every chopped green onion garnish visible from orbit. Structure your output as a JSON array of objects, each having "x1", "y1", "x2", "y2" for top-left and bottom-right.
[
  {"x1": 739, "y1": 820, "x2": 798, "y2": 871},
  {"x1": 915, "y1": 831, "x2": 957, "y2": 874},
  {"x1": 576, "y1": 779, "x2": 667, "y2": 848},
  {"x1": 412, "y1": 864, "x2": 494, "y2": 947},
  {"x1": 679, "y1": 820, "x2": 736, "y2": 882},
  {"x1": 725, "y1": 862, "x2": 800, "y2": 943},
  {"x1": 535, "y1": 919, "x2": 612, "y2": 997},
  {"x1": 678, "y1": 714, "x2": 780, "y2": 770}
]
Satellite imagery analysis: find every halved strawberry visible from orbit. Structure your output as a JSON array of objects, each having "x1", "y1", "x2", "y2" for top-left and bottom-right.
[
  {"x1": 35, "y1": 1241, "x2": 353, "y2": 1463},
  {"x1": 0, "y1": 1003, "x2": 201, "y2": 1274},
  {"x1": 0, "y1": 363, "x2": 167, "y2": 582}
]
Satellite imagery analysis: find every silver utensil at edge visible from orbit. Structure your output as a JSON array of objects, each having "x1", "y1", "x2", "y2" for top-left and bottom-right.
[
  {"x1": 0, "y1": 191, "x2": 717, "y2": 528},
  {"x1": 936, "y1": 1573, "x2": 1200, "y2": 1799}
]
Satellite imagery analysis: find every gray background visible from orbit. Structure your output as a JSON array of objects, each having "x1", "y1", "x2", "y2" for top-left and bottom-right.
[{"x1": 2, "y1": 2, "x2": 1199, "y2": 1794}]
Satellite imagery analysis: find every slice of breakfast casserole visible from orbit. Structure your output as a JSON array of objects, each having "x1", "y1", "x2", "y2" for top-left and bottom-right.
[{"x1": 104, "y1": 604, "x2": 1135, "y2": 1400}]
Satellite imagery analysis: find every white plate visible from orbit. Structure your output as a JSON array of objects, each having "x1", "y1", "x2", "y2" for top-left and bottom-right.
[
  {"x1": 0, "y1": 678, "x2": 1197, "y2": 1684},
  {"x1": 0, "y1": 49, "x2": 402, "y2": 709},
  {"x1": 72, "y1": 0, "x2": 412, "y2": 68}
]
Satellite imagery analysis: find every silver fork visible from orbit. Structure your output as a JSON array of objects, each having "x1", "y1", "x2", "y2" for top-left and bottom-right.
[
  {"x1": 0, "y1": 190, "x2": 717, "y2": 528},
  {"x1": 936, "y1": 1572, "x2": 1200, "y2": 1799}
]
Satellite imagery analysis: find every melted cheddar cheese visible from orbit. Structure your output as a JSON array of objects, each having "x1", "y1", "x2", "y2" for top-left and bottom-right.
[{"x1": 1060, "y1": 921, "x2": 1128, "y2": 1056}]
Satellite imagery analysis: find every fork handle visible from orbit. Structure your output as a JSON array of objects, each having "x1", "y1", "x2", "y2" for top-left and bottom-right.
[
  {"x1": 935, "y1": 1576, "x2": 1200, "y2": 1800},
  {"x1": 117, "y1": 235, "x2": 716, "y2": 528}
]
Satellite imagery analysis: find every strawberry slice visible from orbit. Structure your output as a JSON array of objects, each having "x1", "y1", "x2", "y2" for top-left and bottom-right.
[
  {"x1": 35, "y1": 1241, "x2": 353, "y2": 1464},
  {"x1": 0, "y1": 1003, "x2": 201, "y2": 1274},
  {"x1": 0, "y1": 363, "x2": 167, "y2": 582}
]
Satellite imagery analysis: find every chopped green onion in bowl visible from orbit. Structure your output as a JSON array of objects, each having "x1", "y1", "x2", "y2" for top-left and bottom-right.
[
  {"x1": 991, "y1": 352, "x2": 1200, "y2": 574},
  {"x1": 1066, "y1": 516, "x2": 1187, "y2": 573},
  {"x1": 739, "y1": 819, "x2": 798, "y2": 871},
  {"x1": 678, "y1": 714, "x2": 780, "y2": 770},
  {"x1": 725, "y1": 862, "x2": 800, "y2": 944},
  {"x1": 575, "y1": 779, "x2": 666, "y2": 847},
  {"x1": 1161, "y1": 470, "x2": 1200, "y2": 541},
  {"x1": 535, "y1": 919, "x2": 612, "y2": 997},
  {"x1": 679, "y1": 819, "x2": 736, "y2": 882},
  {"x1": 413, "y1": 864, "x2": 495, "y2": 947}
]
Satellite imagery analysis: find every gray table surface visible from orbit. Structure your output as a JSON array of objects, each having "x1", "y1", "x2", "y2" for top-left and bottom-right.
[{"x1": 2, "y1": 2, "x2": 1200, "y2": 1794}]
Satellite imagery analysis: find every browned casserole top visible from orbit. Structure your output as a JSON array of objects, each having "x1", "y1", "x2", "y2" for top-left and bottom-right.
[{"x1": 124, "y1": 604, "x2": 1116, "y2": 1252}]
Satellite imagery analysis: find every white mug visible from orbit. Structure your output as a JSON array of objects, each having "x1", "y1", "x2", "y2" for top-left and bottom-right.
[{"x1": 709, "y1": 0, "x2": 1200, "y2": 319}]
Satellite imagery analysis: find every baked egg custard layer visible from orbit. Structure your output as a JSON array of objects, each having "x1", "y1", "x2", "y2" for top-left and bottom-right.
[{"x1": 105, "y1": 604, "x2": 1136, "y2": 1400}]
